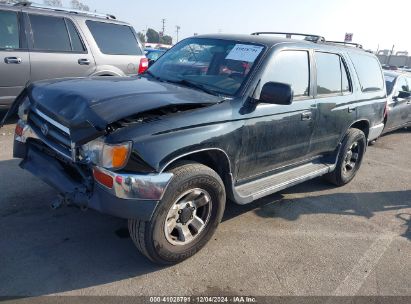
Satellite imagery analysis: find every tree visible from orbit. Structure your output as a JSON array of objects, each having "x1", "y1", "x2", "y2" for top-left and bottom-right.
[
  {"x1": 160, "y1": 35, "x2": 172, "y2": 45},
  {"x1": 146, "y1": 28, "x2": 160, "y2": 43},
  {"x1": 137, "y1": 32, "x2": 146, "y2": 44},
  {"x1": 43, "y1": 0, "x2": 63, "y2": 6},
  {"x1": 71, "y1": 0, "x2": 90, "y2": 11}
]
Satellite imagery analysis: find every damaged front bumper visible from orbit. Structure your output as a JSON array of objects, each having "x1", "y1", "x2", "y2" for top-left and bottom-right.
[{"x1": 14, "y1": 121, "x2": 173, "y2": 220}]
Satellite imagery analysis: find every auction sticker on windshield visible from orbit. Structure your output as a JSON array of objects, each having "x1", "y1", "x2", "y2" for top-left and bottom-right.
[{"x1": 226, "y1": 44, "x2": 264, "y2": 62}]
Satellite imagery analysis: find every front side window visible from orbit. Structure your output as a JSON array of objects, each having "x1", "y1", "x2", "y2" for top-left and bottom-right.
[
  {"x1": 86, "y1": 21, "x2": 142, "y2": 55},
  {"x1": 349, "y1": 53, "x2": 384, "y2": 92},
  {"x1": 395, "y1": 77, "x2": 410, "y2": 94},
  {"x1": 262, "y1": 50, "x2": 310, "y2": 98},
  {"x1": 148, "y1": 38, "x2": 265, "y2": 96},
  {"x1": 0, "y1": 10, "x2": 20, "y2": 49},
  {"x1": 29, "y1": 14, "x2": 71, "y2": 51},
  {"x1": 384, "y1": 74, "x2": 396, "y2": 95}
]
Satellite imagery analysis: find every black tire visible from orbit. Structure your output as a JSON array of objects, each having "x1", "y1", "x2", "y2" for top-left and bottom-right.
[
  {"x1": 128, "y1": 162, "x2": 226, "y2": 265},
  {"x1": 324, "y1": 128, "x2": 366, "y2": 186}
]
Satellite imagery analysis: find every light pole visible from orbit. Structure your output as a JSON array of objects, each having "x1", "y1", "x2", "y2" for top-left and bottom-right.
[{"x1": 176, "y1": 25, "x2": 181, "y2": 43}]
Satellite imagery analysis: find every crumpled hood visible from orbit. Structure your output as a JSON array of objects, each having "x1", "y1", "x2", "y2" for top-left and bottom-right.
[{"x1": 28, "y1": 76, "x2": 221, "y2": 141}]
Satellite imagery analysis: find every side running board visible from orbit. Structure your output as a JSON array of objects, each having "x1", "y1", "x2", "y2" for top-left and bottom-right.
[{"x1": 233, "y1": 161, "x2": 335, "y2": 204}]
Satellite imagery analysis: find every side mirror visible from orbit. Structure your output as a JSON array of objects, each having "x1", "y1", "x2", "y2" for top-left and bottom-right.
[
  {"x1": 148, "y1": 59, "x2": 155, "y2": 67},
  {"x1": 260, "y1": 82, "x2": 293, "y2": 105},
  {"x1": 396, "y1": 91, "x2": 411, "y2": 99}
]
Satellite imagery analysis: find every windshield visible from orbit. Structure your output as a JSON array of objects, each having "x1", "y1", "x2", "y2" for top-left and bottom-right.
[
  {"x1": 146, "y1": 38, "x2": 265, "y2": 96},
  {"x1": 384, "y1": 74, "x2": 396, "y2": 95}
]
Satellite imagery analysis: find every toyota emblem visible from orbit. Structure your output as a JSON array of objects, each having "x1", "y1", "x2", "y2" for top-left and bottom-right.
[{"x1": 41, "y1": 123, "x2": 49, "y2": 136}]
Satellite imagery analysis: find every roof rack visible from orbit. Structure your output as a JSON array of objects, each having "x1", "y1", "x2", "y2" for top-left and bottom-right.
[
  {"x1": 13, "y1": 1, "x2": 116, "y2": 20},
  {"x1": 326, "y1": 41, "x2": 363, "y2": 49},
  {"x1": 251, "y1": 32, "x2": 326, "y2": 43}
]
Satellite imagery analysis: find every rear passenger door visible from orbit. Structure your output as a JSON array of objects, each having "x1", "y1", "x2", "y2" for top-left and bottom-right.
[
  {"x1": 0, "y1": 9, "x2": 30, "y2": 107},
  {"x1": 26, "y1": 13, "x2": 96, "y2": 82},
  {"x1": 309, "y1": 52, "x2": 355, "y2": 156}
]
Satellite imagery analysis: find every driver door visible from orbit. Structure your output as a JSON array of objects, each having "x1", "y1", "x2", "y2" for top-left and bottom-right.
[
  {"x1": 237, "y1": 49, "x2": 317, "y2": 181},
  {"x1": 386, "y1": 76, "x2": 411, "y2": 130}
]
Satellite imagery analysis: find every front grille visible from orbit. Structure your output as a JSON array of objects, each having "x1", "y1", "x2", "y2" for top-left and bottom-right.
[{"x1": 28, "y1": 110, "x2": 74, "y2": 161}]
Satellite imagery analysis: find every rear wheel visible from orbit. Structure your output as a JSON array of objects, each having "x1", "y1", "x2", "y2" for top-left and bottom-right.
[
  {"x1": 325, "y1": 128, "x2": 366, "y2": 186},
  {"x1": 128, "y1": 162, "x2": 226, "y2": 264}
]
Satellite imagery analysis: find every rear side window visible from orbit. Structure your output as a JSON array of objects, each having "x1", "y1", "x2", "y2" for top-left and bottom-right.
[
  {"x1": 315, "y1": 52, "x2": 341, "y2": 95},
  {"x1": 264, "y1": 50, "x2": 310, "y2": 98},
  {"x1": 86, "y1": 21, "x2": 142, "y2": 55},
  {"x1": 315, "y1": 52, "x2": 351, "y2": 95},
  {"x1": 0, "y1": 10, "x2": 20, "y2": 49},
  {"x1": 349, "y1": 53, "x2": 384, "y2": 92},
  {"x1": 29, "y1": 14, "x2": 71, "y2": 51}
]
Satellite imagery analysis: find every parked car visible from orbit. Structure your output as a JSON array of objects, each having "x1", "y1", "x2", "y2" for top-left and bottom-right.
[
  {"x1": 2, "y1": 33, "x2": 386, "y2": 264},
  {"x1": 0, "y1": 1, "x2": 146, "y2": 109},
  {"x1": 383, "y1": 71, "x2": 411, "y2": 133},
  {"x1": 382, "y1": 64, "x2": 399, "y2": 70},
  {"x1": 145, "y1": 48, "x2": 166, "y2": 62}
]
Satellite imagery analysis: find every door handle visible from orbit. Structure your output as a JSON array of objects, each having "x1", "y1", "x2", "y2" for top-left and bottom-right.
[
  {"x1": 348, "y1": 106, "x2": 357, "y2": 113},
  {"x1": 301, "y1": 111, "x2": 312, "y2": 121},
  {"x1": 78, "y1": 58, "x2": 90, "y2": 65},
  {"x1": 4, "y1": 57, "x2": 22, "y2": 64}
]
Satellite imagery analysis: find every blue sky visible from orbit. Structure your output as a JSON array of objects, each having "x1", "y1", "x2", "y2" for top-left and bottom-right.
[{"x1": 59, "y1": 0, "x2": 410, "y2": 52}]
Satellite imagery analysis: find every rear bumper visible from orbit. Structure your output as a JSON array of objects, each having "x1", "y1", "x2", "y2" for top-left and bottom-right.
[
  {"x1": 368, "y1": 123, "x2": 385, "y2": 142},
  {"x1": 15, "y1": 126, "x2": 173, "y2": 220}
]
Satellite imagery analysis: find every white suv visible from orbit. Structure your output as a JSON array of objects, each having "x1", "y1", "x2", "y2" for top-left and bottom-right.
[{"x1": 0, "y1": 1, "x2": 147, "y2": 108}]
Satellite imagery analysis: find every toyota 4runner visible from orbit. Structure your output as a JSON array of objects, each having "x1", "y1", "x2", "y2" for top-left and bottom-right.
[{"x1": 2, "y1": 32, "x2": 386, "y2": 264}]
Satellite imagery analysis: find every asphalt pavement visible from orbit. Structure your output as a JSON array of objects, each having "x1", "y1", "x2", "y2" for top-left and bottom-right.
[{"x1": 0, "y1": 114, "x2": 410, "y2": 297}]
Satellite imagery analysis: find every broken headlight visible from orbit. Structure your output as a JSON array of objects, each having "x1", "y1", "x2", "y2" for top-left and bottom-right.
[
  {"x1": 17, "y1": 97, "x2": 30, "y2": 122},
  {"x1": 81, "y1": 138, "x2": 132, "y2": 170}
]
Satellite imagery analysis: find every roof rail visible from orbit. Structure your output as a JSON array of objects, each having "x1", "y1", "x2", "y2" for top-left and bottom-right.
[
  {"x1": 325, "y1": 41, "x2": 363, "y2": 49},
  {"x1": 13, "y1": 1, "x2": 116, "y2": 20},
  {"x1": 251, "y1": 32, "x2": 326, "y2": 43}
]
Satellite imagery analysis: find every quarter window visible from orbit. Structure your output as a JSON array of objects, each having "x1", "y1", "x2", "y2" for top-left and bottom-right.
[
  {"x1": 263, "y1": 50, "x2": 310, "y2": 98},
  {"x1": 86, "y1": 21, "x2": 143, "y2": 55},
  {"x1": 0, "y1": 10, "x2": 20, "y2": 49},
  {"x1": 341, "y1": 60, "x2": 350, "y2": 93},
  {"x1": 349, "y1": 53, "x2": 384, "y2": 92},
  {"x1": 66, "y1": 19, "x2": 85, "y2": 52},
  {"x1": 29, "y1": 14, "x2": 71, "y2": 51}
]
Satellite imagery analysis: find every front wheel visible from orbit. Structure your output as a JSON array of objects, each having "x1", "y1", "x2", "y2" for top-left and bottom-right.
[
  {"x1": 325, "y1": 128, "x2": 366, "y2": 186},
  {"x1": 129, "y1": 162, "x2": 226, "y2": 264}
]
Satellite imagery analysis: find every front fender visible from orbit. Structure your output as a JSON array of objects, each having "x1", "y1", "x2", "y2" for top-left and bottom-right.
[{"x1": 132, "y1": 121, "x2": 243, "y2": 173}]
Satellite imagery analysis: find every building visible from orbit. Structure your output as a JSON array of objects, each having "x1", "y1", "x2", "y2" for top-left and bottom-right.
[{"x1": 377, "y1": 50, "x2": 411, "y2": 67}]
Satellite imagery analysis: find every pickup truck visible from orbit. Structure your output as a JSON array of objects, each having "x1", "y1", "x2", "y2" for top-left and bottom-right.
[{"x1": 2, "y1": 33, "x2": 386, "y2": 264}]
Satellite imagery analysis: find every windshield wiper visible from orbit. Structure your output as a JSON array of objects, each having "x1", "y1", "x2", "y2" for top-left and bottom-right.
[{"x1": 166, "y1": 79, "x2": 221, "y2": 96}]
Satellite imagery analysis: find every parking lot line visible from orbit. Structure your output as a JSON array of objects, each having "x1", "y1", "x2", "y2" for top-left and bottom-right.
[{"x1": 331, "y1": 233, "x2": 395, "y2": 296}]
